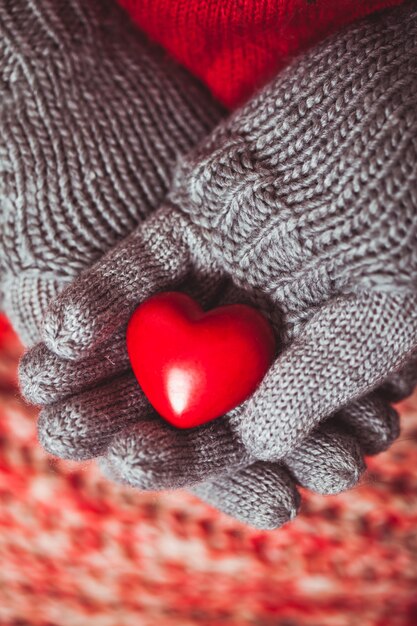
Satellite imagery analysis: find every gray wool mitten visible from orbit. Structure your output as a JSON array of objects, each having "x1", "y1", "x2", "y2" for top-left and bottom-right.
[{"x1": 19, "y1": 1, "x2": 417, "y2": 530}]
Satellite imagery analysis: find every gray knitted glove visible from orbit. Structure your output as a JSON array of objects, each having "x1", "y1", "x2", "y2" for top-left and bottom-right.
[
  {"x1": 1, "y1": 0, "x2": 322, "y2": 529},
  {"x1": 19, "y1": 2, "x2": 417, "y2": 529}
]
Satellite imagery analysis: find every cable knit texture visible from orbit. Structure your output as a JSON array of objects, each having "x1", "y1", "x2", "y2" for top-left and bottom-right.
[
  {"x1": 0, "y1": 0, "x2": 224, "y2": 346},
  {"x1": 164, "y1": 1, "x2": 417, "y2": 459},
  {"x1": 170, "y1": 3, "x2": 417, "y2": 309},
  {"x1": 17, "y1": 2, "x2": 417, "y2": 528}
]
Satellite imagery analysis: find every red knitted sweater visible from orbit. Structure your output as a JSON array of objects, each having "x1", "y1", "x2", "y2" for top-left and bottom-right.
[{"x1": 117, "y1": 0, "x2": 404, "y2": 107}]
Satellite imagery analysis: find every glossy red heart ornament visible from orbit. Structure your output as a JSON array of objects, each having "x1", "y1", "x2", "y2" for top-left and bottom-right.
[{"x1": 126, "y1": 292, "x2": 276, "y2": 429}]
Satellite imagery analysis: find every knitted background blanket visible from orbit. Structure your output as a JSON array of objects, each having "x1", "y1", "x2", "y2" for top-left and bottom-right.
[{"x1": 0, "y1": 313, "x2": 416, "y2": 626}]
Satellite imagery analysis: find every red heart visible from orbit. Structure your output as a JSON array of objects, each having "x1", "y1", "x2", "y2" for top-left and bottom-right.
[{"x1": 126, "y1": 292, "x2": 276, "y2": 429}]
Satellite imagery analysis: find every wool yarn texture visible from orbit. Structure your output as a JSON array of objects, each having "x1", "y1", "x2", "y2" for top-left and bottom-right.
[
  {"x1": 0, "y1": 0, "x2": 298, "y2": 529},
  {"x1": 0, "y1": 0, "x2": 277, "y2": 527},
  {"x1": 17, "y1": 2, "x2": 417, "y2": 528},
  {"x1": 0, "y1": 0, "x2": 224, "y2": 347}
]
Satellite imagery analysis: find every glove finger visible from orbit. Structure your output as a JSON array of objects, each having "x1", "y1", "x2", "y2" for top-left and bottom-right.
[
  {"x1": 20, "y1": 270, "x2": 230, "y2": 405},
  {"x1": 284, "y1": 421, "x2": 366, "y2": 495},
  {"x1": 336, "y1": 392, "x2": 400, "y2": 456},
  {"x1": 19, "y1": 327, "x2": 130, "y2": 405},
  {"x1": 236, "y1": 290, "x2": 417, "y2": 461},
  {"x1": 379, "y1": 350, "x2": 417, "y2": 403},
  {"x1": 190, "y1": 461, "x2": 301, "y2": 530},
  {"x1": 101, "y1": 408, "x2": 252, "y2": 490},
  {"x1": 41, "y1": 208, "x2": 193, "y2": 360},
  {"x1": 2, "y1": 272, "x2": 69, "y2": 348},
  {"x1": 38, "y1": 372, "x2": 150, "y2": 460},
  {"x1": 192, "y1": 399, "x2": 378, "y2": 521}
]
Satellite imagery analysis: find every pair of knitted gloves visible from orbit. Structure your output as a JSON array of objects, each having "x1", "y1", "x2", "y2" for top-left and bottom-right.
[{"x1": 1, "y1": 0, "x2": 416, "y2": 529}]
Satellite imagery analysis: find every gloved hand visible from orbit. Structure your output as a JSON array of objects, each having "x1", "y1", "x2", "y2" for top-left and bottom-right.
[
  {"x1": 18, "y1": 1, "x2": 417, "y2": 529},
  {"x1": 0, "y1": 0, "x2": 314, "y2": 529}
]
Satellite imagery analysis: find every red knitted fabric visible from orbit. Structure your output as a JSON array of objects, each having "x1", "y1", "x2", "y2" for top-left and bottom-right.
[{"x1": 117, "y1": 0, "x2": 404, "y2": 107}]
